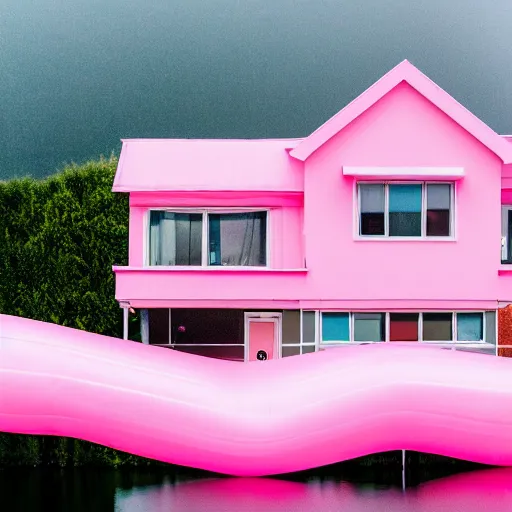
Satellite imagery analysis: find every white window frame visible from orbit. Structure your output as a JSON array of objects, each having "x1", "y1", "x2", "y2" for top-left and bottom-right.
[
  {"x1": 280, "y1": 310, "x2": 318, "y2": 357},
  {"x1": 354, "y1": 181, "x2": 455, "y2": 241},
  {"x1": 145, "y1": 207, "x2": 270, "y2": 268},
  {"x1": 318, "y1": 310, "x2": 492, "y2": 345},
  {"x1": 502, "y1": 206, "x2": 512, "y2": 263}
]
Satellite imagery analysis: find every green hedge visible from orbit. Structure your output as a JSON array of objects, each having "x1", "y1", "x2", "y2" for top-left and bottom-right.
[{"x1": 0, "y1": 157, "x2": 149, "y2": 467}]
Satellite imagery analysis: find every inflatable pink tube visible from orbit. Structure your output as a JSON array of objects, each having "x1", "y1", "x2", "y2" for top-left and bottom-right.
[{"x1": 1, "y1": 313, "x2": 512, "y2": 476}]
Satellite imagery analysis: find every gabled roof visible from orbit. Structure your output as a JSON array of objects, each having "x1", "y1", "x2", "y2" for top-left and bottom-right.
[{"x1": 290, "y1": 60, "x2": 512, "y2": 164}]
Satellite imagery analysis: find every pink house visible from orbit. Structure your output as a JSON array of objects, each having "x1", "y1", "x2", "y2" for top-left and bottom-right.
[{"x1": 112, "y1": 60, "x2": 512, "y2": 361}]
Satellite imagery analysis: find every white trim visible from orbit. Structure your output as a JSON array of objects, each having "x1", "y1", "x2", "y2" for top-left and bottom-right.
[
  {"x1": 201, "y1": 211, "x2": 208, "y2": 266},
  {"x1": 244, "y1": 312, "x2": 282, "y2": 362},
  {"x1": 343, "y1": 166, "x2": 464, "y2": 178},
  {"x1": 146, "y1": 208, "x2": 271, "y2": 268}
]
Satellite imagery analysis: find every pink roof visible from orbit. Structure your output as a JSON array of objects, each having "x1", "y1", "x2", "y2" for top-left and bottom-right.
[
  {"x1": 290, "y1": 60, "x2": 512, "y2": 164},
  {"x1": 113, "y1": 138, "x2": 303, "y2": 192}
]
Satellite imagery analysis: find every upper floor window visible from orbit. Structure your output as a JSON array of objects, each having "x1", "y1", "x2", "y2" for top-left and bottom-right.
[
  {"x1": 149, "y1": 210, "x2": 268, "y2": 267},
  {"x1": 502, "y1": 206, "x2": 512, "y2": 264},
  {"x1": 358, "y1": 182, "x2": 453, "y2": 238}
]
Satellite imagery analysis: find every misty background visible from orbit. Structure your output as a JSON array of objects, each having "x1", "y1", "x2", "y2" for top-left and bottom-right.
[{"x1": 1, "y1": 0, "x2": 511, "y2": 179}]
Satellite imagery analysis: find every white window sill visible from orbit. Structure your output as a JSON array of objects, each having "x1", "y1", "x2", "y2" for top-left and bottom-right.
[
  {"x1": 353, "y1": 236, "x2": 456, "y2": 242},
  {"x1": 113, "y1": 265, "x2": 308, "y2": 273},
  {"x1": 319, "y1": 341, "x2": 491, "y2": 347}
]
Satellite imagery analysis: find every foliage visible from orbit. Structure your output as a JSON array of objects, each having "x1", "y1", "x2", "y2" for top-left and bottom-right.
[
  {"x1": 0, "y1": 157, "x2": 146, "y2": 466},
  {"x1": 0, "y1": 155, "x2": 129, "y2": 335}
]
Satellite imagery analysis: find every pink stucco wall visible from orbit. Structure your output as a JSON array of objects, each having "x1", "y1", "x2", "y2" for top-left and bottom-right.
[
  {"x1": 114, "y1": 74, "x2": 512, "y2": 309},
  {"x1": 302, "y1": 82, "x2": 506, "y2": 307}
]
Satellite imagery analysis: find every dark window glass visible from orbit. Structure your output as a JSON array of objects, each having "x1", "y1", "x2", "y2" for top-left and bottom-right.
[
  {"x1": 426, "y1": 184, "x2": 451, "y2": 236},
  {"x1": 170, "y1": 309, "x2": 244, "y2": 345},
  {"x1": 148, "y1": 309, "x2": 170, "y2": 344},
  {"x1": 390, "y1": 313, "x2": 419, "y2": 341},
  {"x1": 389, "y1": 184, "x2": 422, "y2": 236},
  {"x1": 208, "y1": 212, "x2": 267, "y2": 266},
  {"x1": 282, "y1": 310, "x2": 300, "y2": 345},
  {"x1": 301, "y1": 345, "x2": 316, "y2": 354},
  {"x1": 149, "y1": 211, "x2": 202, "y2": 265},
  {"x1": 302, "y1": 311, "x2": 316, "y2": 344},
  {"x1": 282, "y1": 346, "x2": 301, "y2": 357},
  {"x1": 173, "y1": 345, "x2": 244, "y2": 361},
  {"x1": 423, "y1": 313, "x2": 453, "y2": 341},
  {"x1": 354, "y1": 313, "x2": 385, "y2": 342},
  {"x1": 359, "y1": 184, "x2": 385, "y2": 235}
]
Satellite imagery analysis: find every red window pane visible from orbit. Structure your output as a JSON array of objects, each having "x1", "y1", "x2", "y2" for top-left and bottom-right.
[{"x1": 390, "y1": 313, "x2": 419, "y2": 341}]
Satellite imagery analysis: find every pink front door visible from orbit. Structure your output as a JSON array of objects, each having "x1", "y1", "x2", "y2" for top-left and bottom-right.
[{"x1": 248, "y1": 320, "x2": 277, "y2": 361}]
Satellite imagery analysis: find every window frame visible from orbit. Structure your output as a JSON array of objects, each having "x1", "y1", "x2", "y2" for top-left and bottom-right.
[
  {"x1": 145, "y1": 207, "x2": 271, "y2": 268},
  {"x1": 354, "y1": 181, "x2": 456, "y2": 241},
  {"x1": 319, "y1": 311, "x2": 490, "y2": 345},
  {"x1": 281, "y1": 310, "x2": 319, "y2": 356},
  {"x1": 501, "y1": 205, "x2": 512, "y2": 263}
]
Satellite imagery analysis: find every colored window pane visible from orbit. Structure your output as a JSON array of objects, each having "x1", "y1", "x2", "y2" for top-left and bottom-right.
[
  {"x1": 354, "y1": 313, "x2": 385, "y2": 342},
  {"x1": 322, "y1": 313, "x2": 350, "y2": 342},
  {"x1": 390, "y1": 313, "x2": 419, "y2": 341},
  {"x1": 423, "y1": 313, "x2": 453, "y2": 341},
  {"x1": 389, "y1": 184, "x2": 422, "y2": 236},
  {"x1": 457, "y1": 313, "x2": 483, "y2": 341}
]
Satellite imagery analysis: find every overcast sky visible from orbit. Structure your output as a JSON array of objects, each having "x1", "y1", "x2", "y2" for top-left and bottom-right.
[{"x1": 1, "y1": 0, "x2": 511, "y2": 178}]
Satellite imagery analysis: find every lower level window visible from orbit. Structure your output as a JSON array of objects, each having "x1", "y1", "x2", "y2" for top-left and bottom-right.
[
  {"x1": 353, "y1": 313, "x2": 385, "y2": 342},
  {"x1": 320, "y1": 311, "x2": 493, "y2": 344}
]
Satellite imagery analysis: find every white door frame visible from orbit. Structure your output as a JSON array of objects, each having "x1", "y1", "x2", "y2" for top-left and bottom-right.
[{"x1": 244, "y1": 312, "x2": 282, "y2": 361}]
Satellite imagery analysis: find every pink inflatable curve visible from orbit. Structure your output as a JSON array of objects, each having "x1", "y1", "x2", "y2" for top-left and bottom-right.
[{"x1": 2, "y1": 313, "x2": 512, "y2": 476}]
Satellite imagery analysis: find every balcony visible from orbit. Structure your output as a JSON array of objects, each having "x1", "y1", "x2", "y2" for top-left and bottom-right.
[{"x1": 113, "y1": 266, "x2": 308, "y2": 308}]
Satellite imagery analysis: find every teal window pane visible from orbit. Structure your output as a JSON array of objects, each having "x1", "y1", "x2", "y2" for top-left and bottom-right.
[
  {"x1": 457, "y1": 313, "x2": 483, "y2": 341},
  {"x1": 389, "y1": 184, "x2": 422, "y2": 236},
  {"x1": 389, "y1": 184, "x2": 422, "y2": 213},
  {"x1": 322, "y1": 313, "x2": 350, "y2": 342}
]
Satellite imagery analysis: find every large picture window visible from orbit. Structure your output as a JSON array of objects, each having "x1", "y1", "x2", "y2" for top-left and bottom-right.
[
  {"x1": 149, "y1": 210, "x2": 268, "y2": 267},
  {"x1": 358, "y1": 182, "x2": 453, "y2": 238}
]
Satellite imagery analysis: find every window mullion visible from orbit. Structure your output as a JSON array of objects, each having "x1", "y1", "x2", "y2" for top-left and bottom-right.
[
  {"x1": 418, "y1": 312, "x2": 423, "y2": 342},
  {"x1": 202, "y1": 211, "x2": 208, "y2": 266},
  {"x1": 422, "y1": 182, "x2": 427, "y2": 237},
  {"x1": 384, "y1": 183, "x2": 389, "y2": 236},
  {"x1": 452, "y1": 312, "x2": 457, "y2": 342}
]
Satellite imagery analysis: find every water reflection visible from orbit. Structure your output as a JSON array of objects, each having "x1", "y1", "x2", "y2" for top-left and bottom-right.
[
  {"x1": 115, "y1": 468, "x2": 512, "y2": 512},
  {"x1": 3, "y1": 465, "x2": 512, "y2": 511}
]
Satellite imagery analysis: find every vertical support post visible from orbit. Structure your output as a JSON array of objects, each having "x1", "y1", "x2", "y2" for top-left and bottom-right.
[
  {"x1": 123, "y1": 306, "x2": 129, "y2": 341},
  {"x1": 401, "y1": 449, "x2": 406, "y2": 491},
  {"x1": 141, "y1": 309, "x2": 149, "y2": 345}
]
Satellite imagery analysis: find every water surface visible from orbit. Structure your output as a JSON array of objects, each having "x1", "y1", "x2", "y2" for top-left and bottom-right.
[{"x1": 2, "y1": 465, "x2": 512, "y2": 511}]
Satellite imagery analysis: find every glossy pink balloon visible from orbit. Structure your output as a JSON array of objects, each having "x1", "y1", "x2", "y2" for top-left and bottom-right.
[{"x1": 1, "y1": 313, "x2": 512, "y2": 476}]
